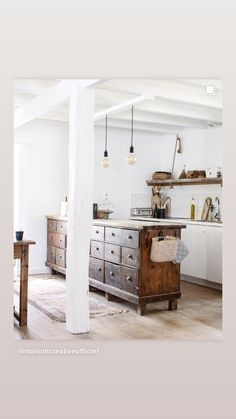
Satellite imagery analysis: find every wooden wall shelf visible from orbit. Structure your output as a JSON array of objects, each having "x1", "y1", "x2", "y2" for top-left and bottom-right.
[{"x1": 146, "y1": 177, "x2": 222, "y2": 187}]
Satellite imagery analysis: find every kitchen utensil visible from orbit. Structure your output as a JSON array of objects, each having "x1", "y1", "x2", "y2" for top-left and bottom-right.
[
  {"x1": 161, "y1": 196, "x2": 171, "y2": 216},
  {"x1": 201, "y1": 197, "x2": 212, "y2": 221},
  {"x1": 151, "y1": 188, "x2": 161, "y2": 210}
]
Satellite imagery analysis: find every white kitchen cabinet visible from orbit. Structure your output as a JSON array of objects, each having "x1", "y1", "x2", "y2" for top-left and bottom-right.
[
  {"x1": 181, "y1": 224, "x2": 222, "y2": 284},
  {"x1": 181, "y1": 225, "x2": 208, "y2": 279},
  {"x1": 207, "y1": 227, "x2": 222, "y2": 283}
]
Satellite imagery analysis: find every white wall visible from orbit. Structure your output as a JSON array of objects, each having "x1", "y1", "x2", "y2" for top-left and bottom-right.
[
  {"x1": 93, "y1": 126, "x2": 223, "y2": 220},
  {"x1": 14, "y1": 119, "x2": 69, "y2": 274},
  {"x1": 93, "y1": 127, "x2": 163, "y2": 218}
]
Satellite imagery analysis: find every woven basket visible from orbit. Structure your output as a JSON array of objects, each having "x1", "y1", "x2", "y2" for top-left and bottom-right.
[
  {"x1": 152, "y1": 171, "x2": 172, "y2": 180},
  {"x1": 150, "y1": 236, "x2": 177, "y2": 262}
]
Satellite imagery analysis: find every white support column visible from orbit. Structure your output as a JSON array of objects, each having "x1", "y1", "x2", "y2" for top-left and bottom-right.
[{"x1": 66, "y1": 84, "x2": 95, "y2": 334}]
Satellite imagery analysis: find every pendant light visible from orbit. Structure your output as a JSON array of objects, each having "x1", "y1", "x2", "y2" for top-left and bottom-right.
[
  {"x1": 127, "y1": 106, "x2": 137, "y2": 165},
  {"x1": 101, "y1": 115, "x2": 110, "y2": 168}
]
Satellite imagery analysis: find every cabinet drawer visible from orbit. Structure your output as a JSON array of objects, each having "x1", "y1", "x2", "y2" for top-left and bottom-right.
[
  {"x1": 92, "y1": 225, "x2": 104, "y2": 241},
  {"x1": 48, "y1": 219, "x2": 57, "y2": 232},
  {"x1": 90, "y1": 240, "x2": 104, "y2": 259},
  {"x1": 48, "y1": 232, "x2": 66, "y2": 249},
  {"x1": 56, "y1": 248, "x2": 66, "y2": 268},
  {"x1": 120, "y1": 266, "x2": 139, "y2": 295},
  {"x1": 121, "y1": 229, "x2": 139, "y2": 248},
  {"x1": 105, "y1": 262, "x2": 120, "y2": 287},
  {"x1": 104, "y1": 243, "x2": 121, "y2": 264},
  {"x1": 57, "y1": 221, "x2": 67, "y2": 235},
  {"x1": 105, "y1": 227, "x2": 121, "y2": 244},
  {"x1": 121, "y1": 247, "x2": 140, "y2": 268},
  {"x1": 89, "y1": 257, "x2": 104, "y2": 282},
  {"x1": 47, "y1": 245, "x2": 56, "y2": 263}
]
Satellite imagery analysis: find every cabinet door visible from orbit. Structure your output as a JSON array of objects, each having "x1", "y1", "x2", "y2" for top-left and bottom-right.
[
  {"x1": 181, "y1": 226, "x2": 207, "y2": 279},
  {"x1": 207, "y1": 227, "x2": 222, "y2": 283}
]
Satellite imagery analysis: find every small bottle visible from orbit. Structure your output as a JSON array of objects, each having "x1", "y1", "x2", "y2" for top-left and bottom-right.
[
  {"x1": 191, "y1": 196, "x2": 195, "y2": 220},
  {"x1": 153, "y1": 204, "x2": 158, "y2": 218}
]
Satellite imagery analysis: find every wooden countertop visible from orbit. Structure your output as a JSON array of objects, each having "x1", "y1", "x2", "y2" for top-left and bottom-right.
[
  {"x1": 46, "y1": 215, "x2": 67, "y2": 221},
  {"x1": 14, "y1": 240, "x2": 36, "y2": 245},
  {"x1": 93, "y1": 219, "x2": 186, "y2": 230},
  {"x1": 46, "y1": 215, "x2": 186, "y2": 230}
]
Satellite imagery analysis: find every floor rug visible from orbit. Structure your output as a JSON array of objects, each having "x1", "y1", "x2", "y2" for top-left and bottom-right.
[{"x1": 14, "y1": 276, "x2": 129, "y2": 322}]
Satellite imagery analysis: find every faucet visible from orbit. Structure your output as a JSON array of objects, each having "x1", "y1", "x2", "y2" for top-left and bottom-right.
[{"x1": 213, "y1": 197, "x2": 221, "y2": 221}]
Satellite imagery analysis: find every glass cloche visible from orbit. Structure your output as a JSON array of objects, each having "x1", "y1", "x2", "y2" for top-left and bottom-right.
[{"x1": 97, "y1": 193, "x2": 114, "y2": 219}]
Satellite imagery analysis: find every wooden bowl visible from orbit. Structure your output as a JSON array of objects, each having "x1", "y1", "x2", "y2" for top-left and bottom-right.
[{"x1": 152, "y1": 171, "x2": 172, "y2": 180}]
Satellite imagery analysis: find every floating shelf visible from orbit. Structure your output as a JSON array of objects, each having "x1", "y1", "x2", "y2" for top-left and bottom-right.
[{"x1": 146, "y1": 177, "x2": 222, "y2": 187}]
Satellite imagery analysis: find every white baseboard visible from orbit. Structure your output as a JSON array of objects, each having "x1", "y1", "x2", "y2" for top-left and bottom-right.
[
  {"x1": 181, "y1": 274, "x2": 222, "y2": 291},
  {"x1": 14, "y1": 261, "x2": 50, "y2": 276},
  {"x1": 29, "y1": 267, "x2": 51, "y2": 275}
]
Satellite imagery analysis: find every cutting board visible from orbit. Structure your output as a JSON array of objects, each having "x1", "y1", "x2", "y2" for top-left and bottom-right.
[{"x1": 201, "y1": 197, "x2": 212, "y2": 221}]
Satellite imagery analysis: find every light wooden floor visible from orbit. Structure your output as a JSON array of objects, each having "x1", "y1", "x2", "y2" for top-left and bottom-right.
[{"x1": 14, "y1": 278, "x2": 222, "y2": 340}]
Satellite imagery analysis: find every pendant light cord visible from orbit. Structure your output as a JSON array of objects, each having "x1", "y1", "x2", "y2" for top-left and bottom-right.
[
  {"x1": 131, "y1": 106, "x2": 134, "y2": 147},
  {"x1": 105, "y1": 114, "x2": 108, "y2": 151}
]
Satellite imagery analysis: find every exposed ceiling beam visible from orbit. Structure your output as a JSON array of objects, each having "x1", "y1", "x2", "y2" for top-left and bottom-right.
[
  {"x1": 110, "y1": 109, "x2": 208, "y2": 129},
  {"x1": 39, "y1": 107, "x2": 208, "y2": 129},
  {"x1": 180, "y1": 79, "x2": 222, "y2": 91},
  {"x1": 94, "y1": 95, "x2": 153, "y2": 121},
  {"x1": 99, "y1": 79, "x2": 222, "y2": 110},
  {"x1": 14, "y1": 79, "x2": 103, "y2": 128},
  {"x1": 136, "y1": 97, "x2": 222, "y2": 122},
  {"x1": 14, "y1": 79, "x2": 60, "y2": 95},
  {"x1": 95, "y1": 118, "x2": 183, "y2": 134},
  {"x1": 39, "y1": 109, "x2": 183, "y2": 133},
  {"x1": 37, "y1": 111, "x2": 69, "y2": 122}
]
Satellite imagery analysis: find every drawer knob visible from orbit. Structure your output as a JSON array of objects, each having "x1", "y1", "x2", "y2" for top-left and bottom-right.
[
  {"x1": 128, "y1": 254, "x2": 133, "y2": 259},
  {"x1": 128, "y1": 235, "x2": 133, "y2": 240},
  {"x1": 96, "y1": 247, "x2": 100, "y2": 251},
  {"x1": 110, "y1": 250, "x2": 114, "y2": 254},
  {"x1": 111, "y1": 232, "x2": 115, "y2": 236},
  {"x1": 109, "y1": 272, "x2": 115, "y2": 277},
  {"x1": 126, "y1": 276, "x2": 132, "y2": 282},
  {"x1": 96, "y1": 230, "x2": 99, "y2": 234},
  {"x1": 97, "y1": 268, "x2": 102, "y2": 272}
]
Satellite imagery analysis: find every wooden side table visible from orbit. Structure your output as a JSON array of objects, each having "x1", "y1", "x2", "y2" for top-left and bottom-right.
[{"x1": 14, "y1": 240, "x2": 36, "y2": 326}]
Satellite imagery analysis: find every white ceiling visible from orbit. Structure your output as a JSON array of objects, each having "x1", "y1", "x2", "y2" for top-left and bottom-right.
[{"x1": 14, "y1": 78, "x2": 222, "y2": 133}]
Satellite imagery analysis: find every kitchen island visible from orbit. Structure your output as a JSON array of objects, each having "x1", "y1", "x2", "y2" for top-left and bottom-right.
[{"x1": 89, "y1": 219, "x2": 186, "y2": 315}]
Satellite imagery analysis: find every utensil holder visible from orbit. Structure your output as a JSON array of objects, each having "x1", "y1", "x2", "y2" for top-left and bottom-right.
[{"x1": 157, "y1": 208, "x2": 165, "y2": 219}]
